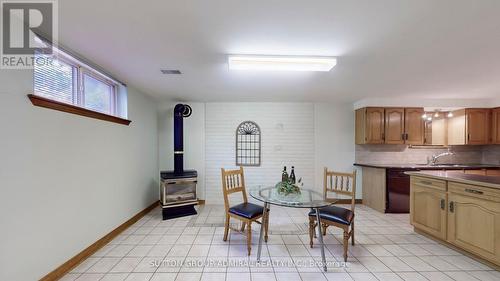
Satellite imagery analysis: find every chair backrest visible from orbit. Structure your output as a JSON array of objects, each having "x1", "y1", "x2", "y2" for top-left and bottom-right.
[
  {"x1": 221, "y1": 166, "x2": 247, "y2": 211},
  {"x1": 324, "y1": 167, "x2": 357, "y2": 212}
]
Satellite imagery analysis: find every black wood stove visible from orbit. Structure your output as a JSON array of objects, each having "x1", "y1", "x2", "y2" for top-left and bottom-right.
[{"x1": 160, "y1": 104, "x2": 198, "y2": 220}]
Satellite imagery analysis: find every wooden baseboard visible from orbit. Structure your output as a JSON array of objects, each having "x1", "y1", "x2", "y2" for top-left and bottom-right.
[
  {"x1": 198, "y1": 199, "x2": 206, "y2": 205},
  {"x1": 40, "y1": 201, "x2": 159, "y2": 281}
]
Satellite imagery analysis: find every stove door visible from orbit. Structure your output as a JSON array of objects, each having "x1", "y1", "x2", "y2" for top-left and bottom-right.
[{"x1": 161, "y1": 179, "x2": 197, "y2": 205}]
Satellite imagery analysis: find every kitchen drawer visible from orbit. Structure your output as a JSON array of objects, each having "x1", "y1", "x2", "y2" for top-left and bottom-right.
[
  {"x1": 464, "y1": 169, "x2": 487, "y2": 175},
  {"x1": 486, "y1": 169, "x2": 500, "y2": 176},
  {"x1": 448, "y1": 182, "x2": 500, "y2": 202},
  {"x1": 411, "y1": 176, "x2": 446, "y2": 191}
]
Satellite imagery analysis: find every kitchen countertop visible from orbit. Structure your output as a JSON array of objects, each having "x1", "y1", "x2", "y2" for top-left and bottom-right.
[
  {"x1": 354, "y1": 163, "x2": 500, "y2": 169},
  {"x1": 406, "y1": 170, "x2": 500, "y2": 189}
]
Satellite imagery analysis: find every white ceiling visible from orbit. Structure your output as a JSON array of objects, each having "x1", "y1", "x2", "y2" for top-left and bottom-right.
[{"x1": 58, "y1": 0, "x2": 500, "y2": 102}]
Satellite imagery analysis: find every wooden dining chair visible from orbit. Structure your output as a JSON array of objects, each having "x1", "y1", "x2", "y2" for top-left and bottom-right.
[
  {"x1": 309, "y1": 168, "x2": 357, "y2": 262},
  {"x1": 221, "y1": 166, "x2": 269, "y2": 255}
]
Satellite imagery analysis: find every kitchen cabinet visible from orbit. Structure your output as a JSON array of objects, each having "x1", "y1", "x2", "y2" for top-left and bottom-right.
[
  {"x1": 405, "y1": 108, "x2": 425, "y2": 145},
  {"x1": 464, "y1": 169, "x2": 487, "y2": 175},
  {"x1": 447, "y1": 182, "x2": 500, "y2": 265},
  {"x1": 487, "y1": 169, "x2": 500, "y2": 176},
  {"x1": 355, "y1": 106, "x2": 498, "y2": 146},
  {"x1": 357, "y1": 165, "x2": 500, "y2": 215},
  {"x1": 492, "y1": 108, "x2": 500, "y2": 144},
  {"x1": 355, "y1": 107, "x2": 385, "y2": 144},
  {"x1": 410, "y1": 173, "x2": 500, "y2": 266},
  {"x1": 448, "y1": 109, "x2": 490, "y2": 145},
  {"x1": 410, "y1": 176, "x2": 447, "y2": 240},
  {"x1": 384, "y1": 108, "x2": 424, "y2": 145},
  {"x1": 384, "y1": 108, "x2": 405, "y2": 144},
  {"x1": 361, "y1": 167, "x2": 386, "y2": 213},
  {"x1": 356, "y1": 107, "x2": 425, "y2": 145},
  {"x1": 467, "y1": 109, "x2": 490, "y2": 144}
]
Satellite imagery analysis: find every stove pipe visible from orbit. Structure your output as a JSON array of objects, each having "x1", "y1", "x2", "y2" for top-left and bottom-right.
[{"x1": 174, "y1": 104, "x2": 192, "y2": 175}]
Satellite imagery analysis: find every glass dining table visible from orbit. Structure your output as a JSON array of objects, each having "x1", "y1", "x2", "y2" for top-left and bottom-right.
[{"x1": 249, "y1": 186, "x2": 335, "y2": 272}]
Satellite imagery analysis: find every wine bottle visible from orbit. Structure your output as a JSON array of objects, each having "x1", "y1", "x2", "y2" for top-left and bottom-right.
[
  {"x1": 281, "y1": 166, "x2": 289, "y2": 182},
  {"x1": 290, "y1": 166, "x2": 296, "y2": 184}
]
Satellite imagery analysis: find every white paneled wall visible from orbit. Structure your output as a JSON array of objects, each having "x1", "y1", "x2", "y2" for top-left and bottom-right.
[{"x1": 205, "y1": 103, "x2": 315, "y2": 204}]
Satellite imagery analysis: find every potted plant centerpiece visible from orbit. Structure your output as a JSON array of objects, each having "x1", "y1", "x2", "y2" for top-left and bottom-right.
[
  {"x1": 275, "y1": 166, "x2": 303, "y2": 201},
  {"x1": 275, "y1": 177, "x2": 302, "y2": 195}
]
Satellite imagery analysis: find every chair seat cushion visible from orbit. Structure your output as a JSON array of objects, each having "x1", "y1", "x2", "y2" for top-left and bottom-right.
[
  {"x1": 229, "y1": 202, "x2": 264, "y2": 219},
  {"x1": 308, "y1": 205, "x2": 354, "y2": 225}
]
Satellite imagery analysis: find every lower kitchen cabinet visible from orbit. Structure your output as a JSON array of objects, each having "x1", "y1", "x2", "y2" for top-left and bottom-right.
[
  {"x1": 464, "y1": 169, "x2": 487, "y2": 175},
  {"x1": 447, "y1": 183, "x2": 500, "y2": 265},
  {"x1": 410, "y1": 177, "x2": 447, "y2": 240},
  {"x1": 487, "y1": 169, "x2": 500, "y2": 176},
  {"x1": 410, "y1": 176, "x2": 500, "y2": 266}
]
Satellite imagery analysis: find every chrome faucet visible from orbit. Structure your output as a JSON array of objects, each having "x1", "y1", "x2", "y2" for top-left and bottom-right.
[{"x1": 429, "y1": 148, "x2": 455, "y2": 165}]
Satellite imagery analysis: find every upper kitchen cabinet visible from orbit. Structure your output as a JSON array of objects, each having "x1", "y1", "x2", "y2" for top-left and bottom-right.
[
  {"x1": 384, "y1": 108, "x2": 405, "y2": 144},
  {"x1": 492, "y1": 108, "x2": 500, "y2": 144},
  {"x1": 448, "y1": 109, "x2": 491, "y2": 145},
  {"x1": 356, "y1": 107, "x2": 424, "y2": 145},
  {"x1": 405, "y1": 108, "x2": 425, "y2": 145},
  {"x1": 355, "y1": 107, "x2": 385, "y2": 144},
  {"x1": 468, "y1": 109, "x2": 491, "y2": 144},
  {"x1": 385, "y1": 108, "x2": 424, "y2": 145}
]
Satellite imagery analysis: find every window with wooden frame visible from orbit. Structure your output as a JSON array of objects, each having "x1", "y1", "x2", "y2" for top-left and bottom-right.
[
  {"x1": 236, "y1": 121, "x2": 261, "y2": 166},
  {"x1": 30, "y1": 43, "x2": 130, "y2": 125}
]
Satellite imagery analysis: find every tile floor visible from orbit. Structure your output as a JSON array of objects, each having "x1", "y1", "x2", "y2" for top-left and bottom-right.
[{"x1": 61, "y1": 204, "x2": 500, "y2": 281}]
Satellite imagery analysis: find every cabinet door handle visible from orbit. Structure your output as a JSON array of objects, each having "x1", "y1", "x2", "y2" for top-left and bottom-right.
[
  {"x1": 449, "y1": 201, "x2": 454, "y2": 213},
  {"x1": 465, "y1": 188, "x2": 483, "y2": 195},
  {"x1": 419, "y1": 180, "x2": 433, "y2": 185},
  {"x1": 401, "y1": 133, "x2": 405, "y2": 140},
  {"x1": 440, "y1": 199, "x2": 445, "y2": 210}
]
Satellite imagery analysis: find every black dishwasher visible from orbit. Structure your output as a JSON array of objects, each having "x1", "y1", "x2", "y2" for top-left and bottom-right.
[{"x1": 386, "y1": 168, "x2": 418, "y2": 213}]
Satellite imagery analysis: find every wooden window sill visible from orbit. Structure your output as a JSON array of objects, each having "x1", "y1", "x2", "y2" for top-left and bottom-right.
[{"x1": 28, "y1": 94, "x2": 132, "y2": 126}]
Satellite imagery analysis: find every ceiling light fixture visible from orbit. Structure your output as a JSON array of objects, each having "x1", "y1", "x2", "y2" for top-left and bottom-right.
[{"x1": 227, "y1": 55, "x2": 337, "y2": 72}]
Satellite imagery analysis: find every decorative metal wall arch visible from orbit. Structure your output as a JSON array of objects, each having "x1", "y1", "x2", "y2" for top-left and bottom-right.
[{"x1": 236, "y1": 121, "x2": 261, "y2": 166}]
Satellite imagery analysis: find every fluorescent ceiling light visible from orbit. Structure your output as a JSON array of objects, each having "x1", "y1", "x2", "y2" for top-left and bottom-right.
[{"x1": 227, "y1": 55, "x2": 337, "y2": 72}]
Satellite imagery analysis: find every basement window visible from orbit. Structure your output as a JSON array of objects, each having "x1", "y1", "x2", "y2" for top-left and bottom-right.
[{"x1": 30, "y1": 43, "x2": 130, "y2": 125}]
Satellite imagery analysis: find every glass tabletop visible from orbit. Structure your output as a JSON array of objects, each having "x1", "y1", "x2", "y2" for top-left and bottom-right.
[{"x1": 249, "y1": 185, "x2": 334, "y2": 208}]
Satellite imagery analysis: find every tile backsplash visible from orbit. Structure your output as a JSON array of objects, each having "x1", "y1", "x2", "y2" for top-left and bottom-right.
[
  {"x1": 482, "y1": 145, "x2": 500, "y2": 165},
  {"x1": 355, "y1": 145, "x2": 499, "y2": 165}
]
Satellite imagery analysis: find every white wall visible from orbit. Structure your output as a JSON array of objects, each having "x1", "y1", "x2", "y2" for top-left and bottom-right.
[
  {"x1": 314, "y1": 103, "x2": 358, "y2": 198},
  {"x1": 204, "y1": 103, "x2": 315, "y2": 204},
  {"x1": 0, "y1": 70, "x2": 159, "y2": 281},
  {"x1": 158, "y1": 102, "x2": 206, "y2": 199}
]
